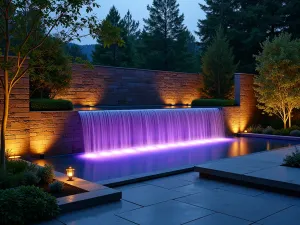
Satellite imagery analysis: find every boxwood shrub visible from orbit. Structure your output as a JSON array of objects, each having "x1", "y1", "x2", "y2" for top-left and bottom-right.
[
  {"x1": 0, "y1": 186, "x2": 59, "y2": 225},
  {"x1": 30, "y1": 99, "x2": 73, "y2": 111},
  {"x1": 192, "y1": 99, "x2": 236, "y2": 107}
]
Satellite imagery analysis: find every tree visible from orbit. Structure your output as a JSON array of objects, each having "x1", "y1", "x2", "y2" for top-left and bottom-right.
[
  {"x1": 197, "y1": 0, "x2": 287, "y2": 73},
  {"x1": 119, "y1": 10, "x2": 140, "y2": 67},
  {"x1": 254, "y1": 33, "x2": 300, "y2": 128},
  {"x1": 141, "y1": 0, "x2": 195, "y2": 72},
  {"x1": 64, "y1": 44, "x2": 88, "y2": 62},
  {"x1": 93, "y1": 6, "x2": 124, "y2": 66},
  {"x1": 0, "y1": 0, "x2": 122, "y2": 169},
  {"x1": 201, "y1": 28, "x2": 238, "y2": 99},
  {"x1": 30, "y1": 37, "x2": 72, "y2": 99}
]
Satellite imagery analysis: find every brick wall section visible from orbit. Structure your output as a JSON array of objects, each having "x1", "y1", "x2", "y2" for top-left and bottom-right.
[
  {"x1": 55, "y1": 64, "x2": 202, "y2": 106},
  {"x1": 0, "y1": 61, "x2": 30, "y2": 157},
  {"x1": 223, "y1": 73, "x2": 256, "y2": 133},
  {"x1": 29, "y1": 111, "x2": 83, "y2": 156}
]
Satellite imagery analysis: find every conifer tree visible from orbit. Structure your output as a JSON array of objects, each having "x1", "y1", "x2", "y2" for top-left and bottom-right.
[
  {"x1": 201, "y1": 27, "x2": 238, "y2": 98},
  {"x1": 141, "y1": 0, "x2": 195, "y2": 72}
]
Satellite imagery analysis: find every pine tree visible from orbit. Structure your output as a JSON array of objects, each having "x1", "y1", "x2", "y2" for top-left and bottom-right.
[
  {"x1": 119, "y1": 10, "x2": 140, "y2": 67},
  {"x1": 201, "y1": 28, "x2": 238, "y2": 99},
  {"x1": 197, "y1": 0, "x2": 287, "y2": 73},
  {"x1": 93, "y1": 7, "x2": 140, "y2": 67},
  {"x1": 141, "y1": 0, "x2": 195, "y2": 72},
  {"x1": 92, "y1": 6, "x2": 124, "y2": 66}
]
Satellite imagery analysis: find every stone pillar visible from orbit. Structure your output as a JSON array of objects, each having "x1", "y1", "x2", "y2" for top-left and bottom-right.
[
  {"x1": 236, "y1": 73, "x2": 257, "y2": 132},
  {"x1": 223, "y1": 73, "x2": 257, "y2": 134}
]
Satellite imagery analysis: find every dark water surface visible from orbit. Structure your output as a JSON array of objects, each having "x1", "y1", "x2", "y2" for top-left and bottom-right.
[{"x1": 32, "y1": 137, "x2": 300, "y2": 182}]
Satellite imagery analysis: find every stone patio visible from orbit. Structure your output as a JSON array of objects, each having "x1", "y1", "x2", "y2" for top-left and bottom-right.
[{"x1": 38, "y1": 170, "x2": 300, "y2": 225}]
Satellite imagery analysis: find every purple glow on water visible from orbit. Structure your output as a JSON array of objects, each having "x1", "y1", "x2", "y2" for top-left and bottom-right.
[
  {"x1": 79, "y1": 108, "x2": 225, "y2": 157},
  {"x1": 80, "y1": 138, "x2": 231, "y2": 159}
]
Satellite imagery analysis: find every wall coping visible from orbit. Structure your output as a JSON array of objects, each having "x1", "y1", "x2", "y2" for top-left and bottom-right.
[{"x1": 72, "y1": 63, "x2": 201, "y2": 75}]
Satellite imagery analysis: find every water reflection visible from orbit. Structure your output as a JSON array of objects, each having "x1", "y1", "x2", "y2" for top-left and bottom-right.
[{"x1": 32, "y1": 137, "x2": 300, "y2": 182}]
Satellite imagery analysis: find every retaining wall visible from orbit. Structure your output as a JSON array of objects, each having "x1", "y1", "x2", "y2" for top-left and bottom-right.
[
  {"x1": 55, "y1": 64, "x2": 203, "y2": 106},
  {"x1": 1, "y1": 63, "x2": 256, "y2": 156}
]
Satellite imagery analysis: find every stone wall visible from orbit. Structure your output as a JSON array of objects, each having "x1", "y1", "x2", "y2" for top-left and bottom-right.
[
  {"x1": 223, "y1": 73, "x2": 256, "y2": 133},
  {"x1": 0, "y1": 62, "x2": 256, "y2": 157},
  {"x1": 29, "y1": 111, "x2": 83, "y2": 156},
  {"x1": 0, "y1": 66, "x2": 30, "y2": 157},
  {"x1": 55, "y1": 64, "x2": 202, "y2": 106}
]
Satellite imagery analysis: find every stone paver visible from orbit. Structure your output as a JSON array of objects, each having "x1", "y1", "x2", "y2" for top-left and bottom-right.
[
  {"x1": 176, "y1": 188, "x2": 291, "y2": 222},
  {"x1": 197, "y1": 157, "x2": 279, "y2": 175},
  {"x1": 115, "y1": 182, "x2": 148, "y2": 191},
  {"x1": 172, "y1": 179, "x2": 224, "y2": 194},
  {"x1": 57, "y1": 200, "x2": 140, "y2": 225},
  {"x1": 248, "y1": 166, "x2": 300, "y2": 184},
  {"x1": 121, "y1": 184, "x2": 188, "y2": 206},
  {"x1": 36, "y1": 220, "x2": 63, "y2": 225},
  {"x1": 258, "y1": 192, "x2": 300, "y2": 207},
  {"x1": 170, "y1": 172, "x2": 200, "y2": 182},
  {"x1": 144, "y1": 176, "x2": 192, "y2": 189},
  {"x1": 184, "y1": 213, "x2": 252, "y2": 225},
  {"x1": 37, "y1": 165, "x2": 300, "y2": 225},
  {"x1": 217, "y1": 183, "x2": 265, "y2": 197},
  {"x1": 118, "y1": 200, "x2": 214, "y2": 225},
  {"x1": 258, "y1": 206, "x2": 300, "y2": 225}
]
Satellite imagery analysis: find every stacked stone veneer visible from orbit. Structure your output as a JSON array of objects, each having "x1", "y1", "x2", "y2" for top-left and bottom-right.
[
  {"x1": 0, "y1": 66, "x2": 30, "y2": 157},
  {"x1": 55, "y1": 64, "x2": 203, "y2": 106},
  {"x1": 1, "y1": 62, "x2": 256, "y2": 156},
  {"x1": 223, "y1": 74, "x2": 257, "y2": 133}
]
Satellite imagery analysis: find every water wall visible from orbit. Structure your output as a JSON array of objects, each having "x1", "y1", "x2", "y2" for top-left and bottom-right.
[{"x1": 79, "y1": 108, "x2": 225, "y2": 153}]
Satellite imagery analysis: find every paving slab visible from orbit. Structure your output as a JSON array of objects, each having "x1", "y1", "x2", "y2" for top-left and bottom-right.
[
  {"x1": 258, "y1": 192, "x2": 300, "y2": 207},
  {"x1": 58, "y1": 200, "x2": 140, "y2": 225},
  {"x1": 196, "y1": 146, "x2": 300, "y2": 193},
  {"x1": 144, "y1": 176, "x2": 192, "y2": 189},
  {"x1": 196, "y1": 157, "x2": 279, "y2": 175},
  {"x1": 58, "y1": 188, "x2": 122, "y2": 213},
  {"x1": 118, "y1": 200, "x2": 214, "y2": 225},
  {"x1": 258, "y1": 206, "x2": 300, "y2": 225},
  {"x1": 172, "y1": 179, "x2": 224, "y2": 194},
  {"x1": 217, "y1": 182, "x2": 265, "y2": 197},
  {"x1": 36, "y1": 220, "x2": 64, "y2": 225},
  {"x1": 121, "y1": 184, "x2": 189, "y2": 206},
  {"x1": 184, "y1": 213, "x2": 252, "y2": 225},
  {"x1": 176, "y1": 188, "x2": 291, "y2": 222},
  {"x1": 115, "y1": 182, "x2": 148, "y2": 191}
]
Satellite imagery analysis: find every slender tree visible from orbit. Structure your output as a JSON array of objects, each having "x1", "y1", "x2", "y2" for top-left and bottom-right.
[
  {"x1": 0, "y1": 0, "x2": 122, "y2": 169},
  {"x1": 254, "y1": 33, "x2": 300, "y2": 128},
  {"x1": 201, "y1": 27, "x2": 238, "y2": 98}
]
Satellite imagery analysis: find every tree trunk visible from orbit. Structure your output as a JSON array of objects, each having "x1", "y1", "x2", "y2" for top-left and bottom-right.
[
  {"x1": 0, "y1": 70, "x2": 9, "y2": 170},
  {"x1": 288, "y1": 111, "x2": 292, "y2": 128},
  {"x1": 283, "y1": 120, "x2": 287, "y2": 129}
]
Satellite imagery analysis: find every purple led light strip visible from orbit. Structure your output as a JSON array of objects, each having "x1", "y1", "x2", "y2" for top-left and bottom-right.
[{"x1": 81, "y1": 138, "x2": 231, "y2": 159}]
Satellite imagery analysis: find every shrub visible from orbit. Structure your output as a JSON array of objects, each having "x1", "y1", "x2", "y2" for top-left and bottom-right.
[
  {"x1": 22, "y1": 171, "x2": 40, "y2": 185},
  {"x1": 37, "y1": 164, "x2": 54, "y2": 184},
  {"x1": 262, "y1": 126, "x2": 275, "y2": 134},
  {"x1": 6, "y1": 160, "x2": 29, "y2": 174},
  {"x1": 192, "y1": 99, "x2": 235, "y2": 107},
  {"x1": 0, "y1": 186, "x2": 59, "y2": 225},
  {"x1": 30, "y1": 99, "x2": 73, "y2": 111},
  {"x1": 247, "y1": 125, "x2": 263, "y2": 133},
  {"x1": 0, "y1": 170, "x2": 25, "y2": 189},
  {"x1": 49, "y1": 181, "x2": 64, "y2": 193},
  {"x1": 283, "y1": 148, "x2": 300, "y2": 168},
  {"x1": 290, "y1": 130, "x2": 300, "y2": 137}
]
